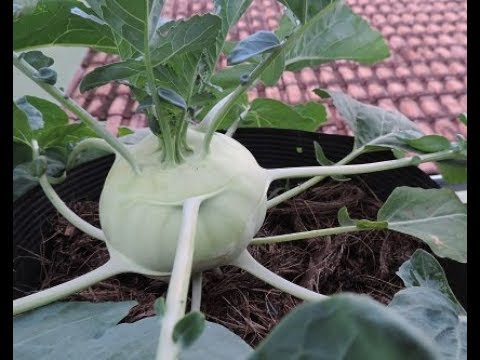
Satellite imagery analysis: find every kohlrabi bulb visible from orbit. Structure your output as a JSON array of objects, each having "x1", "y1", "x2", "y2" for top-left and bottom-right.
[{"x1": 99, "y1": 128, "x2": 269, "y2": 273}]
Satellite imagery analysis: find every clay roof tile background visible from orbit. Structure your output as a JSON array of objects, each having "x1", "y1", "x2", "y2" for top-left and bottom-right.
[{"x1": 66, "y1": 0, "x2": 467, "y2": 173}]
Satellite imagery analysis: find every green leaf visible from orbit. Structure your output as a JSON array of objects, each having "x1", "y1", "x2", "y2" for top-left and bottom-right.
[
  {"x1": 294, "y1": 102, "x2": 327, "y2": 124},
  {"x1": 14, "y1": 301, "x2": 252, "y2": 360},
  {"x1": 227, "y1": 31, "x2": 281, "y2": 65},
  {"x1": 276, "y1": 13, "x2": 297, "y2": 40},
  {"x1": 337, "y1": 206, "x2": 355, "y2": 226},
  {"x1": 117, "y1": 127, "x2": 134, "y2": 137},
  {"x1": 13, "y1": 0, "x2": 116, "y2": 52},
  {"x1": 214, "y1": 0, "x2": 252, "y2": 54},
  {"x1": 397, "y1": 249, "x2": 466, "y2": 315},
  {"x1": 85, "y1": 0, "x2": 147, "y2": 52},
  {"x1": 33, "y1": 67, "x2": 58, "y2": 85},
  {"x1": 173, "y1": 312, "x2": 206, "y2": 349},
  {"x1": 378, "y1": 187, "x2": 467, "y2": 263},
  {"x1": 336, "y1": 206, "x2": 387, "y2": 229},
  {"x1": 15, "y1": 96, "x2": 44, "y2": 131},
  {"x1": 314, "y1": 142, "x2": 349, "y2": 182},
  {"x1": 458, "y1": 113, "x2": 467, "y2": 125},
  {"x1": 154, "y1": 297, "x2": 166, "y2": 317},
  {"x1": 14, "y1": 96, "x2": 69, "y2": 145},
  {"x1": 13, "y1": 142, "x2": 33, "y2": 169},
  {"x1": 389, "y1": 287, "x2": 467, "y2": 360},
  {"x1": 251, "y1": 293, "x2": 437, "y2": 360},
  {"x1": 315, "y1": 89, "x2": 423, "y2": 151},
  {"x1": 406, "y1": 135, "x2": 452, "y2": 153},
  {"x1": 158, "y1": 87, "x2": 187, "y2": 110},
  {"x1": 260, "y1": 49, "x2": 285, "y2": 86},
  {"x1": 284, "y1": 0, "x2": 389, "y2": 71},
  {"x1": 13, "y1": 162, "x2": 40, "y2": 200},
  {"x1": 150, "y1": 14, "x2": 222, "y2": 67},
  {"x1": 241, "y1": 98, "x2": 326, "y2": 131},
  {"x1": 277, "y1": 0, "x2": 333, "y2": 24},
  {"x1": 437, "y1": 161, "x2": 467, "y2": 185},
  {"x1": 80, "y1": 60, "x2": 144, "y2": 92},
  {"x1": 211, "y1": 64, "x2": 257, "y2": 90},
  {"x1": 19, "y1": 50, "x2": 54, "y2": 70}
]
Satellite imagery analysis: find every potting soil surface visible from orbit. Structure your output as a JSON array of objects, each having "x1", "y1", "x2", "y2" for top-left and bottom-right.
[{"x1": 32, "y1": 179, "x2": 425, "y2": 346}]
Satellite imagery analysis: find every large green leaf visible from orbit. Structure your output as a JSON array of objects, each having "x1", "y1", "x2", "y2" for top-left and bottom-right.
[
  {"x1": 277, "y1": 0, "x2": 333, "y2": 24},
  {"x1": 238, "y1": 98, "x2": 326, "y2": 131},
  {"x1": 389, "y1": 287, "x2": 467, "y2": 360},
  {"x1": 14, "y1": 301, "x2": 252, "y2": 360},
  {"x1": 397, "y1": 249, "x2": 466, "y2": 315},
  {"x1": 13, "y1": 0, "x2": 116, "y2": 52},
  {"x1": 251, "y1": 293, "x2": 437, "y2": 359},
  {"x1": 214, "y1": 0, "x2": 252, "y2": 58},
  {"x1": 315, "y1": 89, "x2": 424, "y2": 151},
  {"x1": 85, "y1": 0, "x2": 148, "y2": 52},
  {"x1": 378, "y1": 187, "x2": 467, "y2": 263},
  {"x1": 284, "y1": 0, "x2": 389, "y2": 71},
  {"x1": 150, "y1": 14, "x2": 222, "y2": 67},
  {"x1": 211, "y1": 64, "x2": 257, "y2": 90}
]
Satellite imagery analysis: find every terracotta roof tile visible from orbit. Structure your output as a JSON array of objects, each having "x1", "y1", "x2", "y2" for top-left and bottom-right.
[{"x1": 65, "y1": 0, "x2": 467, "y2": 175}]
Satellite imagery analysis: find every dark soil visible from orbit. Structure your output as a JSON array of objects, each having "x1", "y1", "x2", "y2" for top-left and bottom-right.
[{"x1": 28, "y1": 179, "x2": 424, "y2": 347}]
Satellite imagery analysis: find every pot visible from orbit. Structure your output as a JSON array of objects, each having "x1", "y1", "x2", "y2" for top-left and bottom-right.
[{"x1": 13, "y1": 128, "x2": 467, "y2": 308}]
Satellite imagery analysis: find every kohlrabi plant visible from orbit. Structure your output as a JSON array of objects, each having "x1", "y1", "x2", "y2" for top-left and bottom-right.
[{"x1": 13, "y1": 1, "x2": 467, "y2": 359}]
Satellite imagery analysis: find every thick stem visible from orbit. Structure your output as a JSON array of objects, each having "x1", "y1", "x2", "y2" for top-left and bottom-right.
[
  {"x1": 251, "y1": 225, "x2": 360, "y2": 245},
  {"x1": 267, "y1": 149, "x2": 362, "y2": 208},
  {"x1": 230, "y1": 251, "x2": 327, "y2": 302},
  {"x1": 143, "y1": 17, "x2": 175, "y2": 165},
  {"x1": 190, "y1": 272, "x2": 203, "y2": 312},
  {"x1": 156, "y1": 197, "x2": 202, "y2": 360},
  {"x1": 267, "y1": 150, "x2": 455, "y2": 182},
  {"x1": 13, "y1": 259, "x2": 125, "y2": 316},
  {"x1": 13, "y1": 52, "x2": 141, "y2": 175},
  {"x1": 31, "y1": 140, "x2": 107, "y2": 242}
]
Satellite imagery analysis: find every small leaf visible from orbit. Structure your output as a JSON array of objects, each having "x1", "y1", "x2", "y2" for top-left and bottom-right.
[
  {"x1": 437, "y1": 160, "x2": 467, "y2": 185},
  {"x1": 406, "y1": 135, "x2": 452, "y2": 153},
  {"x1": 173, "y1": 312, "x2": 206, "y2": 349},
  {"x1": 158, "y1": 88, "x2": 187, "y2": 109},
  {"x1": 154, "y1": 298, "x2": 166, "y2": 317},
  {"x1": 19, "y1": 50, "x2": 54, "y2": 70},
  {"x1": 378, "y1": 187, "x2": 467, "y2": 263},
  {"x1": 389, "y1": 287, "x2": 467, "y2": 360},
  {"x1": 260, "y1": 49, "x2": 285, "y2": 86},
  {"x1": 336, "y1": 206, "x2": 386, "y2": 229},
  {"x1": 314, "y1": 142, "x2": 349, "y2": 182},
  {"x1": 397, "y1": 249, "x2": 466, "y2": 315},
  {"x1": 227, "y1": 31, "x2": 281, "y2": 65},
  {"x1": 211, "y1": 64, "x2": 256, "y2": 90},
  {"x1": 15, "y1": 96, "x2": 44, "y2": 131},
  {"x1": 33, "y1": 67, "x2": 58, "y2": 85},
  {"x1": 458, "y1": 113, "x2": 467, "y2": 125},
  {"x1": 117, "y1": 127, "x2": 134, "y2": 137},
  {"x1": 251, "y1": 293, "x2": 438, "y2": 359},
  {"x1": 337, "y1": 206, "x2": 355, "y2": 226}
]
